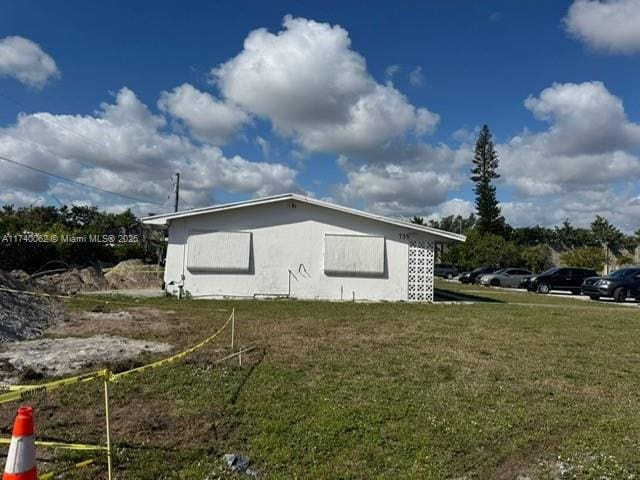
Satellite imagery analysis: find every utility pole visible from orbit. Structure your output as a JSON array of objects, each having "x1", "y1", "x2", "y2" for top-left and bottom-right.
[{"x1": 174, "y1": 172, "x2": 180, "y2": 213}]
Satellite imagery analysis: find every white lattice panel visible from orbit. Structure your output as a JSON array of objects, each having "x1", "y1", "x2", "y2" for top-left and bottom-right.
[{"x1": 408, "y1": 239, "x2": 435, "y2": 302}]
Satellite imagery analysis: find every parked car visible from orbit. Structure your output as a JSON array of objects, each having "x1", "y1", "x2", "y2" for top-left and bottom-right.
[
  {"x1": 581, "y1": 267, "x2": 640, "y2": 302},
  {"x1": 459, "y1": 266, "x2": 500, "y2": 284},
  {"x1": 519, "y1": 276, "x2": 533, "y2": 289},
  {"x1": 434, "y1": 263, "x2": 459, "y2": 279},
  {"x1": 581, "y1": 275, "x2": 601, "y2": 296},
  {"x1": 527, "y1": 267, "x2": 598, "y2": 294},
  {"x1": 479, "y1": 268, "x2": 534, "y2": 288}
]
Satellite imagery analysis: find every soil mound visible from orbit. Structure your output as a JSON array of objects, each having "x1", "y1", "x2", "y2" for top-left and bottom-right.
[
  {"x1": 35, "y1": 266, "x2": 109, "y2": 295},
  {"x1": 104, "y1": 259, "x2": 162, "y2": 290}
]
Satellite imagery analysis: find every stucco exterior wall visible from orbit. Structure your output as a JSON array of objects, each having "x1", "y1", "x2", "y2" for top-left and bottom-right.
[{"x1": 163, "y1": 199, "x2": 439, "y2": 301}]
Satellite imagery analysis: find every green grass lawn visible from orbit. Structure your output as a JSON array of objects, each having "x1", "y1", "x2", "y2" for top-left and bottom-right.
[{"x1": 1, "y1": 283, "x2": 639, "y2": 479}]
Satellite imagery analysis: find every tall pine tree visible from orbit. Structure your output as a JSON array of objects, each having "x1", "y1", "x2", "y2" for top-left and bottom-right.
[{"x1": 471, "y1": 125, "x2": 505, "y2": 235}]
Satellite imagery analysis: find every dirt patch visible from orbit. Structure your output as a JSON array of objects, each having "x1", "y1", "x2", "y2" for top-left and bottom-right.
[
  {"x1": 104, "y1": 259, "x2": 163, "y2": 290},
  {"x1": 0, "y1": 335, "x2": 172, "y2": 382},
  {"x1": 0, "y1": 270, "x2": 65, "y2": 342},
  {"x1": 50, "y1": 308, "x2": 181, "y2": 338},
  {"x1": 109, "y1": 395, "x2": 229, "y2": 448}
]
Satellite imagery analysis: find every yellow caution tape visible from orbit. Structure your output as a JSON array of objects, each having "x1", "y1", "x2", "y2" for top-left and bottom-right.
[
  {"x1": 0, "y1": 311, "x2": 233, "y2": 401},
  {"x1": 40, "y1": 458, "x2": 95, "y2": 480},
  {"x1": 0, "y1": 370, "x2": 109, "y2": 406},
  {"x1": 0, "y1": 311, "x2": 235, "y2": 480},
  {"x1": 109, "y1": 312, "x2": 233, "y2": 381},
  {"x1": 0, "y1": 438, "x2": 107, "y2": 451},
  {"x1": 0, "y1": 385, "x2": 21, "y2": 392}
]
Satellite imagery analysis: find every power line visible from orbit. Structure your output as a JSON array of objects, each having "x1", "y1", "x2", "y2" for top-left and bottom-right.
[
  {"x1": 0, "y1": 153, "x2": 163, "y2": 205},
  {"x1": 0, "y1": 91, "x2": 173, "y2": 193},
  {"x1": 180, "y1": 197, "x2": 194, "y2": 210},
  {"x1": 1, "y1": 131, "x2": 166, "y2": 192},
  {"x1": 1, "y1": 131, "x2": 97, "y2": 171},
  {"x1": 0, "y1": 91, "x2": 175, "y2": 209}
]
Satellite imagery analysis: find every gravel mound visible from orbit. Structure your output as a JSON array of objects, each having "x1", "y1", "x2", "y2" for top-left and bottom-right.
[{"x1": 0, "y1": 271, "x2": 64, "y2": 343}]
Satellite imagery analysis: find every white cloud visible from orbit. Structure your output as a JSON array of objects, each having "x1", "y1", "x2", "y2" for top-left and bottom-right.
[
  {"x1": 0, "y1": 87, "x2": 300, "y2": 210},
  {"x1": 565, "y1": 0, "x2": 640, "y2": 54},
  {"x1": 451, "y1": 127, "x2": 479, "y2": 144},
  {"x1": 523, "y1": 81, "x2": 640, "y2": 155},
  {"x1": 255, "y1": 136, "x2": 270, "y2": 158},
  {"x1": 158, "y1": 83, "x2": 249, "y2": 145},
  {"x1": 499, "y1": 81, "x2": 640, "y2": 197},
  {"x1": 438, "y1": 198, "x2": 475, "y2": 218},
  {"x1": 502, "y1": 190, "x2": 640, "y2": 231},
  {"x1": 212, "y1": 15, "x2": 438, "y2": 158},
  {"x1": 421, "y1": 198, "x2": 475, "y2": 225},
  {"x1": 0, "y1": 190, "x2": 44, "y2": 206},
  {"x1": 332, "y1": 143, "x2": 472, "y2": 217},
  {"x1": 0, "y1": 36, "x2": 60, "y2": 88},
  {"x1": 485, "y1": 80, "x2": 640, "y2": 231},
  {"x1": 187, "y1": 146, "x2": 300, "y2": 198},
  {"x1": 409, "y1": 66, "x2": 425, "y2": 87},
  {"x1": 385, "y1": 64, "x2": 400, "y2": 79}
]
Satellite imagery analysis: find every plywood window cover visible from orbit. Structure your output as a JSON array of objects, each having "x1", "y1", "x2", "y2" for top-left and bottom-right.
[
  {"x1": 187, "y1": 230, "x2": 251, "y2": 273},
  {"x1": 324, "y1": 234, "x2": 385, "y2": 276}
]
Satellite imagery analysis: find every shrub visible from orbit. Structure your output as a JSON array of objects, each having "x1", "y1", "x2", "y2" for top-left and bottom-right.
[
  {"x1": 616, "y1": 254, "x2": 634, "y2": 266},
  {"x1": 445, "y1": 230, "x2": 524, "y2": 270},
  {"x1": 560, "y1": 246, "x2": 605, "y2": 272}
]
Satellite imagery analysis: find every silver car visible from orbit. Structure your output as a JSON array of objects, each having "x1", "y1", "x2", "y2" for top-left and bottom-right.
[{"x1": 479, "y1": 268, "x2": 533, "y2": 288}]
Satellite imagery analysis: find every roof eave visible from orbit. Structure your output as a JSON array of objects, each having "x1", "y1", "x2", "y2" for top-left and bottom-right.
[{"x1": 141, "y1": 193, "x2": 466, "y2": 243}]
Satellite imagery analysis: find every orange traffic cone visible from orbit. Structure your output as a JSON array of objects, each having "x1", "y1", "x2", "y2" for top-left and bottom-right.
[{"x1": 3, "y1": 406, "x2": 37, "y2": 480}]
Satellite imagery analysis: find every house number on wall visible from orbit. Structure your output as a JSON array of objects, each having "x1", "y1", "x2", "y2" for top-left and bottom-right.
[{"x1": 399, "y1": 233, "x2": 411, "y2": 240}]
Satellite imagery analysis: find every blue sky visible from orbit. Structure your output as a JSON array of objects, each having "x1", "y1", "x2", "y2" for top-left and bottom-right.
[{"x1": 1, "y1": 0, "x2": 639, "y2": 230}]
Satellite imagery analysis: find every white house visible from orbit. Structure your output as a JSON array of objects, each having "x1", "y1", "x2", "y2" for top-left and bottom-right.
[{"x1": 143, "y1": 193, "x2": 465, "y2": 302}]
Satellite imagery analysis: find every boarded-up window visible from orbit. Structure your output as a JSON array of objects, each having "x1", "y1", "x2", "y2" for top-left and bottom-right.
[
  {"x1": 186, "y1": 231, "x2": 251, "y2": 273},
  {"x1": 324, "y1": 234, "x2": 385, "y2": 276}
]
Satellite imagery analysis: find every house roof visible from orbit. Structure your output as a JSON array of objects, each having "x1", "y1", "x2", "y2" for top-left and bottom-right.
[{"x1": 142, "y1": 193, "x2": 466, "y2": 242}]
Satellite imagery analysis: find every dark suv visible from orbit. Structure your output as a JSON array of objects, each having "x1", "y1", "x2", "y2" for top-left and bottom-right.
[
  {"x1": 581, "y1": 267, "x2": 640, "y2": 302},
  {"x1": 434, "y1": 263, "x2": 459, "y2": 279},
  {"x1": 459, "y1": 266, "x2": 500, "y2": 284},
  {"x1": 528, "y1": 267, "x2": 598, "y2": 294}
]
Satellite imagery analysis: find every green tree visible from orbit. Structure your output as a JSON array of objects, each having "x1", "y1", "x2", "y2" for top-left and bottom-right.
[
  {"x1": 471, "y1": 125, "x2": 505, "y2": 235},
  {"x1": 590, "y1": 215, "x2": 624, "y2": 250},
  {"x1": 410, "y1": 216, "x2": 424, "y2": 225},
  {"x1": 522, "y1": 244, "x2": 553, "y2": 272},
  {"x1": 0, "y1": 204, "x2": 161, "y2": 272},
  {"x1": 445, "y1": 230, "x2": 523, "y2": 270},
  {"x1": 560, "y1": 246, "x2": 605, "y2": 272},
  {"x1": 511, "y1": 225, "x2": 555, "y2": 246},
  {"x1": 554, "y1": 219, "x2": 594, "y2": 249}
]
